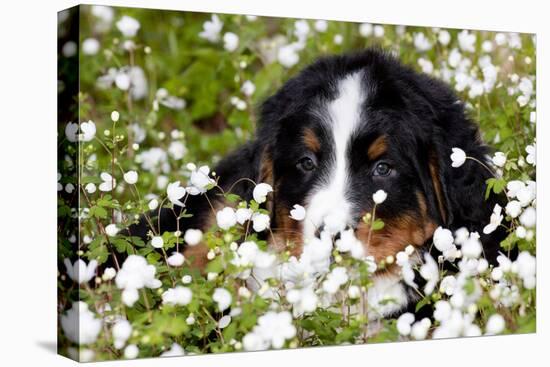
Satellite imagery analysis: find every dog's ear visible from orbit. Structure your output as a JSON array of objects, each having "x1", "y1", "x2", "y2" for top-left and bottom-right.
[
  {"x1": 429, "y1": 132, "x2": 493, "y2": 229},
  {"x1": 424, "y1": 97, "x2": 498, "y2": 235},
  {"x1": 214, "y1": 141, "x2": 273, "y2": 206},
  {"x1": 406, "y1": 72, "x2": 496, "y2": 231}
]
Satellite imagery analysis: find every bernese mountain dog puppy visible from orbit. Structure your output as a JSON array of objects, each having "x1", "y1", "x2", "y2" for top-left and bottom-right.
[{"x1": 129, "y1": 48, "x2": 506, "y2": 318}]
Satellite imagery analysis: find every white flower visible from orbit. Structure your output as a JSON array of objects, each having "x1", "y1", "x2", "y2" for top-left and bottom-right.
[
  {"x1": 85, "y1": 183, "x2": 96, "y2": 194},
  {"x1": 168, "y1": 141, "x2": 187, "y2": 160},
  {"x1": 506, "y1": 180, "x2": 524, "y2": 198},
  {"x1": 136, "y1": 147, "x2": 168, "y2": 173},
  {"x1": 347, "y1": 285, "x2": 361, "y2": 299},
  {"x1": 64, "y1": 258, "x2": 97, "y2": 284},
  {"x1": 516, "y1": 182, "x2": 536, "y2": 207},
  {"x1": 124, "y1": 344, "x2": 139, "y2": 359},
  {"x1": 112, "y1": 319, "x2": 132, "y2": 349},
  {"x1": 247, "y1": 311, "x2": 296, "y2": 350},
  {"x1": 519, "y1": 77, "x2": 534, "y2": 97},
  {"x1": 186, "y1": 315, "x2": 195, "y2": 325},
  {"x1": 396, "y1": 312, "x2": 415, "y2": 336},
  {"x1": 216, "y1": 207, "x2": 237, "y2": 230},
  {"x1": 91, "y1": 5, "x2": 114, "y2": 30},
  {"x1": 495, "y1": 33, "x2": 506, "y2": 45},
  {"x1": 413, "y1": 32, "x2": 432, "y2": 52},
  {"x1": 148, "y1": 199, "x2": 159, "y2": 211},
  {"x1": 253, "y1": 183, "x2": 273, "y2": 204},
  {"x1": 461, "y1": 234, "x2": 483, "y2": 259},
  {"x1": 359, "y1": 23, "x2": 373, "y2": 37},
  {"x1": 434, "y1": 300, "x2": 452, "y2": 322},
  {"x1": 439, "y1": 275, "x2": 457, "y2": 296},
  {"x1": 199, "y1": 14, "x2": 223, "y2": 42},
  {"x1": 151, "y1": 236, "x2": 164, "y2": 249},
  {"x1": 372, "y1": 189, "x2": 387, "y2": 204},
  {"x1": 517, "y1": 95, "x2": 529, "y2": 107},
  {"x1": 530, "y1": 111, "x2": 536, "y2": 124},
  {"x1": 252, "y1": 213, "x2": 270, "y2": 232},
  {"x1": 223, "y1": 32, "x2": 239, "y2": 52},
  {"x1": 516, "y1": 225, "x2": 527, "y2": 239},
  {"x1": 483, "y1": 204, "x2": 503, "y2": 234},
  {"x1": 526, "y1": 144, "x2": 536, "y2": 166},
  {"x1": 287, "y1": 286, "x2": 318, "y2": 315},
  {"x1": 102, "y1": 267, "x2": 116, "y2": 281},
  {"x1": 335, "y1": 229, "x2": 364, "y2": 259},
  {"x1": 519, "y1": 206, "x2": 536, "y2": 228},
  {"x1": 161, "y1": 343, "x2": 185, "y2": 357},
  {"x1": 187, "y1": 165, "x2": 214, "y2": 195},
  {"x1": 458, "y1": 30, "x2": 476, "y2": 52},
  {"x1": 322, "y1": 267, "x2": 349, "y2": 294},
  {"x1": 419, "y1": 253, "x2": 439, "y2": 295},
  {"x1": 122, "y1": 289, "x2": 139, "y2": 307},
  {"x1": 373, "y1": 25, "x2": 384, "y2": 37},
  {"x1": 167, "y1": 181, "x2": 186, "y2": 207},
  {"x1": 433, "y1": 227, "x2": 455, "y2": 253},
  {"x1": 218, "y1": 315, "x2": 232, "y2": 329},
  {"x1": 105, "y1": 223, "x2": 119, "y2": 237},
  {"x1": 450, "y1": 148, "x2": 466, "y2": 167},
  {"x1": 289, "y1": 204, "x2": 306, "y2": 221},
  {"x1": 116, "y1": 15, "x2": 140, "y2": 37},
  {"x1": 99, "y1": 172, "x2": 116, "y2": 192},
  {"x1": 115, "y1": 255, "x2": 161, "y2": 307},
  {"x1": 241, "y1": 80, "x2": 256, "y2": 97},
  {"x1": 184, "y1": 229, "x2": 203, "y2": 246},
  {"x1": 167, "y1": 252, "x2": 185, "y2": 267},
  {"x1": 80, "y1": 120, "x2": 96, "y2": 142},
  {"x1": 515, "y1": 251, "x2": 536, "y2": 289},
  {"x1": 505, "y1": 200, "x2": 522, "y2": 218},
  {"x1": 314, "y1": 20, "x2": 328, "y2": 32},
  {"x1": 482, "y1": 40, "x2": 494, "y2": 52},
  {"x1": 123, "y1": 170, "x2": 138, "y2": 185},
  {"x1": 82, "y1": 38, "x2": 100, "y2": 55},
  {"x1": 411, "y1": 318, "x2": 432, "y2": 340},
  {"x1": 492, "y1": 152, "x2": 506, "y2": 167},
  {"x1": 162, "y1": 286, "x2": 192, "y2": 306},
  {"x1": 438, "y1": 30, "x2": 451, "y2": 45},
  {"x1": 333, "y1": 34, "x2": 343, "y2": 45},
  {"x1": 61, "y1": 302, "x2": 102, "y2": 345},
  {"x1": 485, "y1": 314, "x2": 505, "y2": 335},
  {"x1": 418, "y1": 58, "x2": 433, "y2": 74},
  {"x1": 213, "y1": 288, "x2": 232, "y2": 311},
  {"x1": 236, "y1": 208, "x2": 253, "y2": 224},
  {"x1": 278, "y1": 44, "x2": 300, "y2": 68},
  {"x1": 181, "y1": 275, "x2": 193, "y2": 285}
]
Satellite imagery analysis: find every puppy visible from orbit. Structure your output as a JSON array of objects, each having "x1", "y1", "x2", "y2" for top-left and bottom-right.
[{"x1": 128, "y1": 49, "x2": 506, "y2": 317}]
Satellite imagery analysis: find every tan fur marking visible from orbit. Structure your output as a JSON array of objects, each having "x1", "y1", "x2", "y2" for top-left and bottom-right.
[
  {"x1": 428, "y1": 152, "x2": 447, "y2": 223},
  {"x1": 270, "y1": 204, "x2": 304, "y2": 256},
  {"x1": 356, "y1": 191, "x2": 437, "y2": 264},
  {"x1": 367, "y1": 135, "x2": 388, "y2": 161},
  {"x1": 183, "y1": 243, "x2": 210, "y2": 270},
  {"x1": 303, "y1": 128, "x2": 321, "y2": 153}
]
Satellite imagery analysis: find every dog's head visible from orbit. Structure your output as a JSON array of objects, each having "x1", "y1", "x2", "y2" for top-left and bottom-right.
[{"x1": 238, "y1": 49, "x2": 497, "y2": 261}]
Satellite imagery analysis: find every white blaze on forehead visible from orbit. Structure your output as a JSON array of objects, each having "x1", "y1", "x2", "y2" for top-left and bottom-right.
[{"x1": 304, "y1": 72, "x2": 365, "y2": 240}]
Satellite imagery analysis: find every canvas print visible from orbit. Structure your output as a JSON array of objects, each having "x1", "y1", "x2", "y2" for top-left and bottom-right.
[{"x1": 57, "y1": 4, "x2": 536, "y2": 362}]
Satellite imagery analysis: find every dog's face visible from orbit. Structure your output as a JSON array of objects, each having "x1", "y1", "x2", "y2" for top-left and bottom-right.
[{"x1": 255, "y1": 50, "x2": 496, "y2": 262}]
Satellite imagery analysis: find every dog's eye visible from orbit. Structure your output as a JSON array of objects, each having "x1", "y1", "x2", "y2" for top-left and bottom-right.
[
  {"x1": 373, "y1": 162, "x2": 392, "y2": 176},
  {"x1": 297, "y1": 157, "x2": 316, "y2": 172}
]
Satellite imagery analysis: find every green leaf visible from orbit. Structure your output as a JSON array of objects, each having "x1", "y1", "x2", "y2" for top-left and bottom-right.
[
  {"x1": 415, "y1": 296, "x2": 432, "y2": 312},
  {"x1": 225, "y1": 193, "x2": 240, "y2": 203},
  {"x1": 371, "y1": 218, "x2": 385, "y2": 231},
  {"x1": 89, "y1": 205, "x2": 108, "y2": 219}
]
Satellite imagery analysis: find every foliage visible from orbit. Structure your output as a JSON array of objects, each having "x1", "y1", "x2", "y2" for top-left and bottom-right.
[{"x1": 57, "y1": 5, "x2": 536, "y2": 362}]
